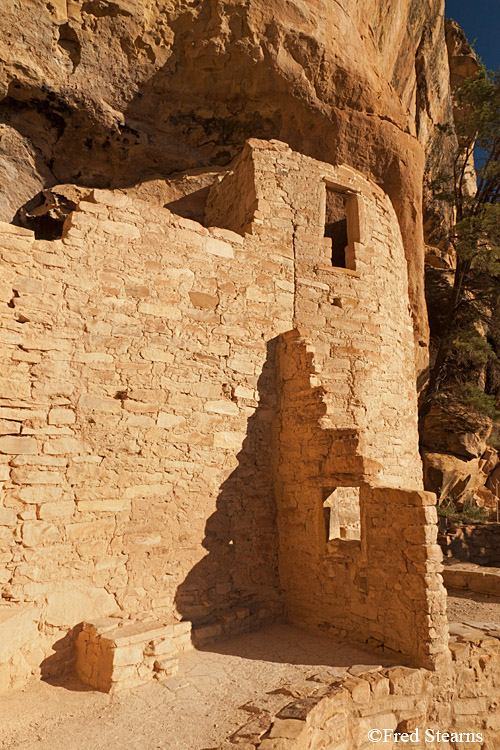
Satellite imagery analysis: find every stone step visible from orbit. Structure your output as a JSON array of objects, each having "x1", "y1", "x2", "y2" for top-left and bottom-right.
[
  {"x1": 443, "y1": 561, "x2": 500, "y2": 597},
  {"x1": 192, "y1": 599, "x2": 284, "y2": 648}
]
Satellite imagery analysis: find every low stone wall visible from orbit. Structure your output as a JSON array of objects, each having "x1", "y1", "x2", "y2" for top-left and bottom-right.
[
  {"x1": 443, "y1": 561, "x2": 500, "y2": 597},
  {"x1": 441, "y1": 523, "x2": 500, "y2": 566},
  {"x1": 192, "y1": 599, "x2": 284, "y2": 648},
  {"x1": 227, "y1": 629, "x2": 500, "y2": 749},
  {"x1": 76, "y1": 617, "x2": 191, "y2": 692}
]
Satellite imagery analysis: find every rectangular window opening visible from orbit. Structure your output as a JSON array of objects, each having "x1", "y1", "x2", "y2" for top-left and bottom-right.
[
  {"x1": 324, "y1": 188, "x2": 348, "y2": 268},
  {"x1": 323, "y1": 487, "x2": 361, "y2": 541}
]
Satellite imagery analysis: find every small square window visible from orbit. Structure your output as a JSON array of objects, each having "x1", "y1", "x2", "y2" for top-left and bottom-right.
[{"x1": 323, "y1": 487, "x2": 361, "y2": 541}]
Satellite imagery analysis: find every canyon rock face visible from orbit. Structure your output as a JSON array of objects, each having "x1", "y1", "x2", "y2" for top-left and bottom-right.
[
  {"x1": 0, "y1": 0, "x2": 462, "y2": 367},
  {"x1": 3, "y1": 1, "x2": 491, "y2": 502}
]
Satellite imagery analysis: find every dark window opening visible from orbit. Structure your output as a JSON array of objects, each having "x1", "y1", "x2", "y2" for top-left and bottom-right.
[{"x1": 324, "y1": 188, "x2": 348, "y2": 268}]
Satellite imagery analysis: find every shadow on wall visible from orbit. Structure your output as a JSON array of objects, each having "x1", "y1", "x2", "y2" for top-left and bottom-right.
[
  {"x1": 39, "y1": 626, "x2": 93, "y2": 691},
  {"x1": 174, "y1": 337, "x2": 283, "y2": 628}
]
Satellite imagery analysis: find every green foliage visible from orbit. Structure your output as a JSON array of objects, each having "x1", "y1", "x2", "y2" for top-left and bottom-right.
[
  {"x1": 437, "y1": 497, "x2": 489, "y2": 525},
  {"x1": 422, "y1": 63, "x2": 500, "y2": 427},
  {"x1": 459, "y1": 384, "x2": 500, "y2": 419},
  {"x1": 452, "y1": 330, "x2": 496, "y2": 367},
  {"x1": 455, "y1": 66, "x2": 500, "y2": 158}
]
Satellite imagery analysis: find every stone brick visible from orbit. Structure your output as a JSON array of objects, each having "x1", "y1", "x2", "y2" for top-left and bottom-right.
[
  {"x1": 214, "y1": 431, "x2": 246, "y2": 450},
  {"x1": 205, "y1": 400, "x2": 239, "y2": 416},
  {"x1": 137, "y1": 302, "x2": 181, "y2": 319},
  {"x1": 38, "y1": 502, "x2": 75, "y2": 520},
  {"x1": 48, "y1": 408, "x2": 76, "y2": 425},
  {"x1": 0, "y1": 508, "x2": 17, "y2": 526},
  {"x1": 18, "y1": 486, "x2": 63, "y2": 504},
  {"x1": 140, "y1": 348, "x2": 174, "y2": 363},
  {"x1": 124, "y1": 484, "x2": 165, "y2": 499},
  {"x1": 0, "y1": 419, "x2": 21, "y2": 435},
  {"x1": 78, "y1": 395, "x2": 121, "y2": 413},
  {"x1": 77, "y1": 498, "x2": 131, "y2": 513},
  {"x1": 157, "y1": 413, "x2": 185, "y2": 429},
  {"x1": 0, "y1": 436, "x2": 38, "y2": 455},
  {"x1": 44, "y1": 438, "x2": 87, "y2": 455},
  {"x1": 189, "y1": 291, "x2": 219, "y2": 309},
  {"x1": 10, "y1": 468, "x2": 65, "y2": 485},
  {"x1": 21, "y1": 522, "x2": 60, "y2": 547},
  {"x1": 269, "y1": 718, "x2": 306, "y2": 740},
  {"x1": 205, "y1": 237, "x2": 234, "y2": 258}
]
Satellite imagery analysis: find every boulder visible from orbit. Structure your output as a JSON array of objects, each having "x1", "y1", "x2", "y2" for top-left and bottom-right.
[
  {"x1": 420, "y1": 403, "x2": 492, "y2": 460},
  {"x1": 474, "y1": 486, "x2": 497, "y2": 509},
  {"x1": 480, "y1": 447, "x2": 499, "y2": 476},
  {"x1": 422, "y1": 451, "x2": 481, "y2": 502}
]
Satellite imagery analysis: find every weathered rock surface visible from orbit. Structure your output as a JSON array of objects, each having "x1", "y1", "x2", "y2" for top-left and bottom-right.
[
  {"x1": 19, "y1": 167, "x2": 224, "y2": 236},
  {"x1": 422, "y1": 451, "x2": 481, "y2": 502},
  {"x1": 487, "y1": 464, "x2": 500, "y2": 496},
  {"x1": 421, "y1": 400, "x2": 499, "y2": 506},
  {"x1": 423, "y1": 446, "x2": 499, "y2": 506},
  {"x1": 445, "y1": 18, "x2": 479, "y2": 90},
  {"x1": 0, "y1": 0, "x2": 465, "y2": 365},
  {"x1": 421, "y1": 403, "x2": 493, "y2": 461},
  {"x1": 422, "y1": 18, "x2": 478, "y2": 267},
  {"x1": 419, "y1": 22, "x2": 485, "y2": 500}
]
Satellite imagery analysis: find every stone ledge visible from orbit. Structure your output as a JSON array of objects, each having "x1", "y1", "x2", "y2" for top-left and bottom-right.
[
  {"x1": 0, "y1": 221, "x2": 34, "y2": 237},
  {"x1": 443, "y1": 561, "x2": 500, "y2": 597},
  {"x1": 75, "y1": 617, "x2": 192, "y2": 692}
]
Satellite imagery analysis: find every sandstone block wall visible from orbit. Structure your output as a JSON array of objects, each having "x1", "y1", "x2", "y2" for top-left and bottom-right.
[
  {"x1": 443, "y1": 524, "x2": 500, "y2": 567},
  {"x1": 0, "y1": 172, "x2": 294, "y2": 687},
  {"x1": 0, "y1": 139, "x2": 443, "y2": 690},
  {"x1": 210, "y1": 140, "x2": 422, "y2": 489},
  {"x1": 360, "y1": 487, "x2": 448, "y2": 667},
  {"x1": 273, "y1": 331, "x2": 447, "y2": 668},
  {"x1": 249, "y1": 139, "x2": 443, "y2": 667}
]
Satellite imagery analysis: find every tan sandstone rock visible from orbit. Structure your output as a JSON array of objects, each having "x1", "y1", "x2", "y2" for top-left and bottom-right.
[{"x1": 0, "y1": 0, "x2": 467, "y2": 368}]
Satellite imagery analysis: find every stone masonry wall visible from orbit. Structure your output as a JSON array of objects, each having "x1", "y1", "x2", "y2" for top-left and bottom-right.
[
  {"x1": 208, "y1": 140, "x2": 422, "y2": 489},
  {"x1": 0, "y1": 139, "x2": 439, "y2": 690},
  {"x1": 0, "y1": 179, "x2": 294, "y2": 687},
  {"x1": 273, "y1": 332, "x2": 447, "y2": 668},
  {"x1": 443, "y1": 524, "x2": 500, "y2": 567}
]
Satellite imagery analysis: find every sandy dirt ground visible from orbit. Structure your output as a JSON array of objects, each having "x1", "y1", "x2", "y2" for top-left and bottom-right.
[
  {"x1": 447, "y1": 589, "x2": 500, "y2": 624},
  {"x1": 0, "y1": 623, "x2": 396, "y2": 750}
]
